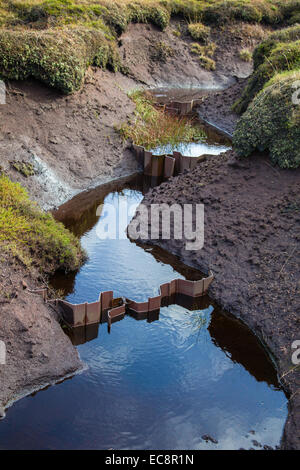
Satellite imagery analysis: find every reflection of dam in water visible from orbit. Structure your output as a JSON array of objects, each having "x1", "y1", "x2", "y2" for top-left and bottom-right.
[
  {"x1": 56, "y1": 273, "x2": 214, "y2": 329},
  {"x1": 68, "y1": 293, "x2": 212, "y2": 345}
]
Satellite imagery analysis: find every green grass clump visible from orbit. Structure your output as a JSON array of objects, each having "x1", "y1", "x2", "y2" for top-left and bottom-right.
[
  {"x1": 0, "y1": 28, "x2": 120, "y2": 93},
  {"x1": 239, "y1": 48, "x2": 252, "y2": 61},
  {"x1": 6, "y1": 0, "x2": 171, "y2": 33},
  {"x1": 233, "y1": 70, "x2": 300, "y2": 169},
  {"x1": 253, "y1": 23, "x2": 300, "y2": 68},
  {"x1": 188, "y1": 22, "x2": 210, "y2": 42},
  {"x1": 203, "y1": 0, "x2": 264, "y2": 25},
  {"x1": 11, "y1": 161, "x2": 36, "y2": 177},
  {"x1": 119, "y1": 90, "x2": 206, "y2": 150},
  {"x1": 151, "y1": 41, "x2": 174, "y2": 62},
  {"x1": 0, "y1": 1, "x2": 299, "y2": 93},
  {"x1": 0, "y1": 174, "x2": 85, "y2": 271},
  {"x1": 233, "y1": 25, "x2": 300, "y2": 113},
  {"x1": 190, "y1": 42, "x2": 216, "y2": 70}
]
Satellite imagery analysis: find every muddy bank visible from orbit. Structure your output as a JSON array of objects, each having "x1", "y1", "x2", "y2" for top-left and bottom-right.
[
  {"x1": 119, "y1": 21, "x2": 266, "y2": 88},
  {"x1": 129, "y1": 150, "x2": 300, "y2": 449},
  {"x1": 0, "y1": 261, "x2": 83, "y2": 416},
  {"x1": 0, "y1": 21, "x2": 260, "y2": 210},
  {"x1": 196, "y1": 78, "x2": 246, "y2": 136},
  {"x1": 0, "y1": 71, "x2": 141, "y2": 210}
]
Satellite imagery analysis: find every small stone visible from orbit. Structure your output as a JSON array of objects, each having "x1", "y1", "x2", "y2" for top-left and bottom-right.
[
  {"x1": 202, "y1": 434, "x2": 218, "y2": 444},
  {"x1": 252, "y1": 440, "x2": 262, "y2": 448}
]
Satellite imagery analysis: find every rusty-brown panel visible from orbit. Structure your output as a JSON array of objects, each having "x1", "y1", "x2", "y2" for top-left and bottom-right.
[
  {"x1": 108, "y1": 305, "x2": 126, "y2": 325},
  {"x1": 86, "y1": 301, "x2": 101, "y2": 325},
  {"x1": 66, "y1": 303, "x2": 86, "y2": 327},
  {"x1": 144, "y1": 151, "x2": 153, "y2": 175},
  {"x1": 109, "y1": 304, "x2": 126, "y2": 319},
  {"x1": 169, "y1": 279, "x2": 178, "y2": 296},
  {"x1": 57, "y1": 300, "x2": 76, "y2": 327},
  {"x1": 192, "y1": 279, "x2": 204, "y2": 297},
  {"x1": 151, "y1": 155, "x2": 164, "y2": 177},
  {"x1": 164, "y1": 155, "x2": 175, "y2": 178},
  {"x1": 172, "y1": 151, "x2": 182, "y2": 173},
  {"x1": 160, "y1": 283, "x2": 169, "y2": 298},
  {"x1": 132, "y1": 144, "x2": 145, "y2": 161},
  {"x1": 180, "y1": 155, "x2": 191, "y2": 173},
  {"x1": 100, "y1": 291, "x2": 113, "y2": 312},
  {"x1": 203, "y1": 273, "x2": 214, "y2": 294},
  {"x1": 127, "y1": 299, "x2": 149, "y2": 313},
  {"x1": 148, "y1": 295, "x2": 161, "y2": 311},
  {"x1": 177, "y1": 279, "x2": 195, "y2": 297}
]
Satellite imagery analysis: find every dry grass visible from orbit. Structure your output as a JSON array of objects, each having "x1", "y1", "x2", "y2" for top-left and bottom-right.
[{"x1": 119, "y1": 90, "x2": 206, "y2": 150}]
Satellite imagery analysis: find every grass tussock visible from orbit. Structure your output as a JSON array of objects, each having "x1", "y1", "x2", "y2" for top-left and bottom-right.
[
  {"x1": 151, "y1": 41, "x2": 174, "y2": 62},
  {"x1": 0, "y1": 0, "x2": 299, "y2": 92},
  {"x1": 190, "y1": 42, "x2": 216, "y2": 70},
  {"x1": 239, "y1": 47, "x2": 252, "y2": 61},
  {"x1": 233, "y1": 24, "x2": 300, "y2": 113},
  {"x1": 0, "y1": 27, "x2": 120, "y2": 93},
  {"x1": 119, "y1": 90, "x2": 206, "y2": 150},
  {"x1": 188, "y1": 22, "x2": 211, "y2": 42},
  {"x1": 0, "y1": 174, "x2": 85, "y2": 271},
  {"x1": 233, "y1": 70, "x2": 300, "y2": 169},
  {"x1": 233, "y1": 24, "x2": 300, "y2": 168}
]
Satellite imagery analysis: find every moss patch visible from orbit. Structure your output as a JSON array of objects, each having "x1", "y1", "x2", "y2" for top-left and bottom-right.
[
  {"x1": 11, "y1": 161, "x2": 36, "y2": 177},
  {"x1": 188, "y1": 22, "x2": 211, "y2": 42},
  {"x1": 151, "y1": 41, "x2": 174, "y2": 62},
  {"x1": 0, "y1": 174, "x2": 85, "y2": 271},
  {"x1": 233, "y1": 70, "x2": 300, "y2": 169},
  {"x1": 239, "y1": 47, "x2": 252, "y2": 62},
  {"x1": 0, "y1": 1, "x2": 299, "y2": 93},
  {"x1": 233, "y1": 24, "x2": 300, "y2": 113},
  {"x1": 0, "y1": 27, "x2": 121, "y2": 93}
]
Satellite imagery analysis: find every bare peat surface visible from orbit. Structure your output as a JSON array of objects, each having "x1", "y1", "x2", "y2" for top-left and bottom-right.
[{"x1": 129, "y1": 150, "x2": 300, "y2": 449}]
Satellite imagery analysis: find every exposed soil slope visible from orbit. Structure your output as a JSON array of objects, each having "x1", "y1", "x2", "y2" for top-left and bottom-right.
[
  {"x1": 129, "y1": 150, "x2": 300, "y2": 450},
  {"x1": 0, "y1": 261, "x2": 82, "y2": 417},
  {"x1": 0, "y1": 71, "x2": 140, "y2": 210},
  {"x1": 119, "y1": 21, "x2": 256, "y2": 88}
]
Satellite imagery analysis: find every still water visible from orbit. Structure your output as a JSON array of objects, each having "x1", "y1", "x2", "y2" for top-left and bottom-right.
[
  {"x1": 0, "y1": 175, "x2": 287, "y2": 450},
  {"x1": 150, "y1": 141, "x2": 230, "y2": 157}
]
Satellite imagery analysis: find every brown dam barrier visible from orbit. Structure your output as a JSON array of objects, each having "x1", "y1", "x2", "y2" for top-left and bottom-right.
[
  {"x1": 52, "y1": 271, "x2": 214, "y2": 330},
  {"x1": 132, "y1": 144, "x2": 206, "y2": 178},
  {"x1": 159, "y1": 98, "x2": 204, "y2": 116},
  {"x1": 131, "y1": 94, "x2": 208, "y2": 179}
]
